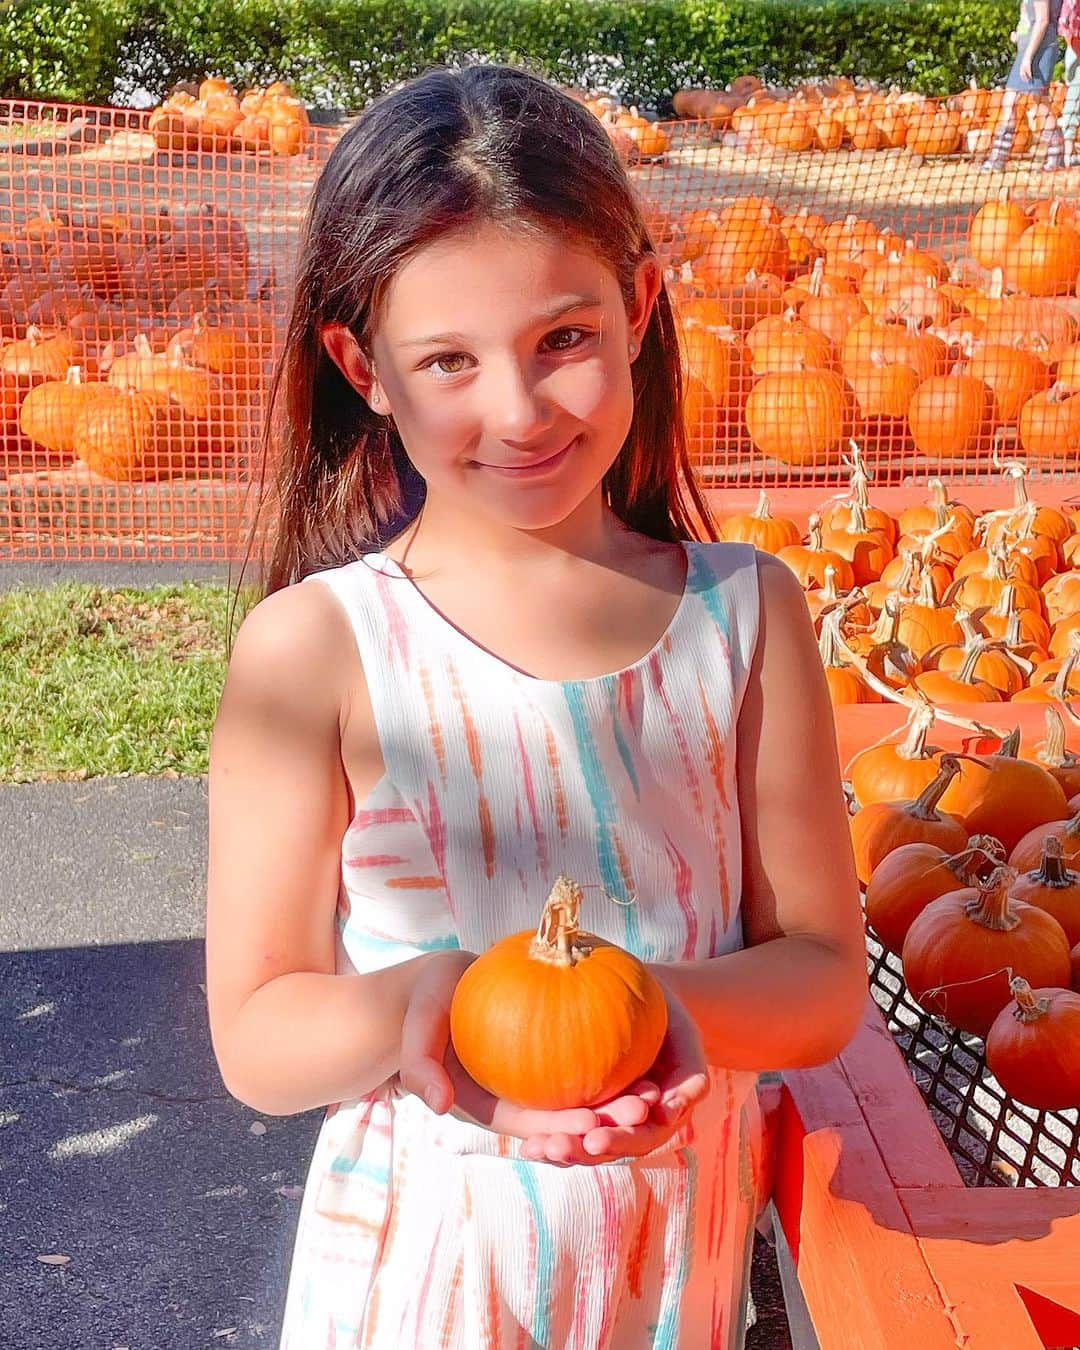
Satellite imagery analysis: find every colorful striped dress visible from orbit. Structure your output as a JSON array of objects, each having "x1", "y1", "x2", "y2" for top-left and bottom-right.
[{"x1": 279, "y1": 539, "x2": 766, "y2": 1349}]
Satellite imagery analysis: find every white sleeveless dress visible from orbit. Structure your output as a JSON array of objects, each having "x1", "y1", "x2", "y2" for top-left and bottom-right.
[{"x1": 278, "y1": 539, "x2": 765, "y2": 1349}]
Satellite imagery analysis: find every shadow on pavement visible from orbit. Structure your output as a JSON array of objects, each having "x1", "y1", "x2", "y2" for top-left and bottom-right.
[{"x1": 1, "y1": 937, "x2": 320, "y2": 1347}]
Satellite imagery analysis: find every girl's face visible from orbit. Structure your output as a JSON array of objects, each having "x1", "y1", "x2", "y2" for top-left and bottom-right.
[{"x1": 334, "y1": 220, "x2": 659, "y2": 534}]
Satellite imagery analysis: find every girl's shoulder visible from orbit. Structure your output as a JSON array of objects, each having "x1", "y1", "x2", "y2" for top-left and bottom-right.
[{"x1": 224, "y1": 576, "x2": 363, "y2": 725}]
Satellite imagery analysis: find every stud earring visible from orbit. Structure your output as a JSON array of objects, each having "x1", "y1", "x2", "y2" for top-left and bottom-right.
[
  {"x1": 371, "y1": 390, "x2": 380, "y2": 407},
  {"x1": 628, "y1": 340, "x2": 638, "y2": 356}
]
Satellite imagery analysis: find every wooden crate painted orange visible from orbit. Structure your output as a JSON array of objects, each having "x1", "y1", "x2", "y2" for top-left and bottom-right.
[
  {"x1": 760, "y1": 704, "x2": 1080, "y2": 1350},
  {"x1": 703, "y1": 484, "x2": 1080, "y2": 537}
]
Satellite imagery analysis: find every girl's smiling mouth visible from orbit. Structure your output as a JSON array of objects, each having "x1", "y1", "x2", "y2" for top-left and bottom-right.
[{"x1": 473, "y1": 435, "x2": 580, "y2": 477}]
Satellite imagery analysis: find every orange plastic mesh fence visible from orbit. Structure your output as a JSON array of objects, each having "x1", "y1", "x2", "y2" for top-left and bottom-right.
[
  {"x1": 3, "y1": 92, "x2": 1080, "y2": 562},
  {"x1": 0, "y1": 98, "x2": 335, "y2": 563}
]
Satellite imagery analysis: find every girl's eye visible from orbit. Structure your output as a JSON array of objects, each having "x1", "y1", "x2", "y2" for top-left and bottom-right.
[
  {"x1": 423, "y1": 327, "x2": 591, "y2": 378},
  {"x1": 543, "y1": 326, "x2": 588, "y2": 351},
  {"x1": 429, "y1": 352, "x2": 470, "y2": 376}
]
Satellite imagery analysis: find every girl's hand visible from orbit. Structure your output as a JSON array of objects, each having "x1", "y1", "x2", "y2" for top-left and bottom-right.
[
  {"x1": 518, "y1": 980, "x2": 710, "y2": 1167},
  {"x1": 1021, "y1": 55, "x2": 1034, "y2": 81}
]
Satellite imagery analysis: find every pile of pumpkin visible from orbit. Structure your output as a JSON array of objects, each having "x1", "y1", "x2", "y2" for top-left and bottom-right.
[
  {"x1": 672, "y1": 76, "x2": 1066, "y2": 163},
  {"x1": 148, "y1": 77, "x2": 310, "y2": 158},
  {"x1": 846, "y1": 727, "x2": 1080, "y2": 1111},
  {"x1": 0, "y1": 204, "x2": 275, "y2": 481},
  {"x1": 722, "y1": 455, "x2": 1080, "y2": 709},
  {"x1": 562, "y1": 89, "x2": 672, "y2": 162},
  {"x1": 666, "y1": 191, "x2": 1080, "y2": 469}
]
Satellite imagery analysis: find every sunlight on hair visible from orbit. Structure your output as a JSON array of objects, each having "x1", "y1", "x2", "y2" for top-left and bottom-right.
[
  {"x1": 16, "y1": 1001, "x2": 56, "y2": 1021},
  {"x1": 0, "y1": 1112, "x2": 20, "y2": 1129},
  {"x1": 48, "y1": 1114, "x2": 158, "y2": 1161}
]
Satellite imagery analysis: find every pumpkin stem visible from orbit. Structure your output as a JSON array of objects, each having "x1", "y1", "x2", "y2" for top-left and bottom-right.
[
  {"x1": 1038, "y1": 706, "x2": 1071, "y2": 767},
  {"x1": 1002, "y1": 459, "x2": 1030, "y2": 510},
  {"x1": 1007, "y1": 976, "x2": 1052, "y2": 1022},
  {"x1": 995, "y1": 726, "x2": 1022, "y2": 760},
  {"x1": 807, "y1": 513, "x2": 825, "y2": 551},
  {"x1": 946, "y1": 834, "x2": 1007, "y2": 883},
  {"x1": 897, "y1": 701, "x2": 937, "y2": 759},
  {"x1": 909, "y1": 754, "x2": 961, "y2": 819},
  {"x1": 1033, "y1": 834, "x2": 1076, "y2": 888},
  {"x1": 963, "y1": 865, "x2": 1020, "y2": 931},
  {"x1": 1050, "y1": 642, "x2": 1080, "y2": 704},
  {"x1": 530, "y1": 876, "x2": 589, "y2": 966},
  {"x1": 956, "y1": 633, "x2": 989, "y2": 686},
  {"x1": 752, "y1": 489, "x2": 771, "y2": 521},
  {"x1": 818, "y1": 564, "x2": 840, "y2": 606}
]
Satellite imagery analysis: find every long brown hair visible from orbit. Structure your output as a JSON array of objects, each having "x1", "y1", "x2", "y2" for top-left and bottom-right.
[{"x1": 240, "y1": 62, "x2": 718, "y2": 607}]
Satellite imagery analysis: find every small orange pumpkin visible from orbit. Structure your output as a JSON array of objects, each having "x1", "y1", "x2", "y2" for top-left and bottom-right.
[{"x1": 449, "y1": 876, "x2": 668, "y2": 1110}]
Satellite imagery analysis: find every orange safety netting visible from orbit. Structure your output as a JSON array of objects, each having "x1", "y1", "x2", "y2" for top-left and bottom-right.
[{"x1": 2, "y1": 91, "x2": 1080, "y2": 562}]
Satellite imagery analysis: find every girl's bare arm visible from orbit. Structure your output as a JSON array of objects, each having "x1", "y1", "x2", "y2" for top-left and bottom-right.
[
  {"x1": 205, "y1": 584, "x2": 435, "y2": 1116},
  {"x1": 649, "y1": 552, "x2": 867, "y2": 1070}
]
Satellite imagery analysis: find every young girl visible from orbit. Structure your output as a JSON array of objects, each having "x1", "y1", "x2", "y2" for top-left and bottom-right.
[
  {"x1": 983, "y1": 0, "x2": 1065, "y2": 170},
  {"x1": 206, "y1": 64, "x2": 866, "y2": 1348}
]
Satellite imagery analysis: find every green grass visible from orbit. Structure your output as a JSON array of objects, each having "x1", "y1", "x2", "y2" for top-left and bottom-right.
[{"x1": 0, "y1": 583, "x2": 260, "y2": 783}]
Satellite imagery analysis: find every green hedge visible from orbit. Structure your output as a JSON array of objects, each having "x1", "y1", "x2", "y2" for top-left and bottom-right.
[{"x1": 0, "y1": 0, "x2": 1022, "y2": 111}]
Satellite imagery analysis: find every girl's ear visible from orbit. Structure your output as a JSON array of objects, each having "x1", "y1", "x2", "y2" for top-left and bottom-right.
[
  {"x1": 321, "y1": 323, "x2": 388, "y2": 413},
  {"x1": 627, "y1": 254, "x2": 663, "y2": 360}
]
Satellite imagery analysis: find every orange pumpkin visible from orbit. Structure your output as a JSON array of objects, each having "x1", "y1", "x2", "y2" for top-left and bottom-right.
[
  {"x1": 938, "y1": 728, "x2": 1069, "y2": 852},
  {"x1": 850, "y1": 754, "x2": 968, "y2": 885},
  {"x1": 985, "y1": 978, "x2": 1080, "y2": 1109},
  {"x1": 908, "y1": 372, "x2": 994, "y2": 459},
  {"x1": 719, "y1": 489, "x2": 800, "y2": 554},
  {"x1": 864, "y1": 835, "x2": 1004, "y2": 956},
  {"x1": 902, "y1": 865, "x2": 1073, "y2": 1036},
  {"x1": 1010, "y1": 834, "x2": 1080, "y2": 946},
  {"x1": 744, "y1": 366, "x2": 851, "y2": 465},
  {"x1": 448, "y1": 876, "x2": 668, "y2": 1109},
  {"x1": 847, "y1": 703, "x2": 943, "y2": 807},
  {"x1": 18, "y1": 365, "x2": 109, "y2": 455}
]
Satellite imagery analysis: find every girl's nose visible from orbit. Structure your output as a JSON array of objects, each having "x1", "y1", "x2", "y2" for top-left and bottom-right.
[{"x1": 483, "y1": 361, "x2": 555, "y2": 445}]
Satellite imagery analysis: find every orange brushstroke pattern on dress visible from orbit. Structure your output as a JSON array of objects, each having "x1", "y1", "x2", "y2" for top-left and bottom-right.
[
  {"x1": 448, "y1": 657, "x2": 497, "y2": 878},
  {"x1": 343, "y1": 852, "x2": 406, "y2": 868},
  {"x1": 377, "y1": 574, "x2": 413, "y2": 671},
  {"x1": 664, "y1": 830, "x2": 699, "y2": 959},
  {"x1": 542, "y1": 717, "x2": 570, "y2": 836},
  {"x1": 350, "y1": 803, "x2": 413, "y2": 830},
  {"x1": 714, "y1": 806, "x2": 733, "y2": 929},
  {"x1": 626, "y1": 1185, "x2": 656, "y2": 1300},
  {"x1": 613, "y1": 826, "x2": 637, "y2": 903},
  {"x1": 573, "y1": 1167, "x2": 618, "y2": 1347},
  {"x1": 513, "y1": 707, "x2": 549, "y2": 874},
  {"x1": 413, "y1": 778, "x2": 454, "y2": 920},
  {"x1": 650, "y1": 650, "x2": 706, "y2": 821},
  {"x1": 616, "y1": 666, "x2": 642, "y2": 733},
  {"x1": 698, "y1": 672, "x2": 731, "y2": 812},
  {"x1": 437, "y1": 1250, "x2": 465, "y2": 1348},
  {"x1": 419, "y1": 660, "x2": 448, "y2": 787},
  {"x1": 385, "y1": 875, "x2": 445, "y2": 890},
  {"x1": 487, "y1": 1248, "x2": 503, "y2": 1345}
]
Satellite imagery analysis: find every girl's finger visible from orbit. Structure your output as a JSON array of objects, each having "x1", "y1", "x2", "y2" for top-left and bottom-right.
[
  {"x1": 493, "y1": 1100, "x2": 599, "y2": 1139},
  {"x1": 398, "y1": 986, "x2": 453, "y2": 1110},
  {"x1": 581, "y1": 1119, "x2": 675, "y2": 1159},
  {"x1": 592, "y1": 1093, "x2": 650, "y2": 1128},
  {"x1": 661, "y1": 1070, "x2": 710, "y2": 1112}
]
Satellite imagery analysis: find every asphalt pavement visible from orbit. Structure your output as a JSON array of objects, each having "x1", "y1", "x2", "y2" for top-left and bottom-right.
[{"x1": 1, "y1": 775, "x2": 792, "y2": 1349}]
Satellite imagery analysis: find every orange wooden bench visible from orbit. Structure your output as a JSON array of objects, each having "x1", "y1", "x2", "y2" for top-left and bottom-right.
[{"x1": 751, "y1": 701, "x2": 1080, "y2": 1350}]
